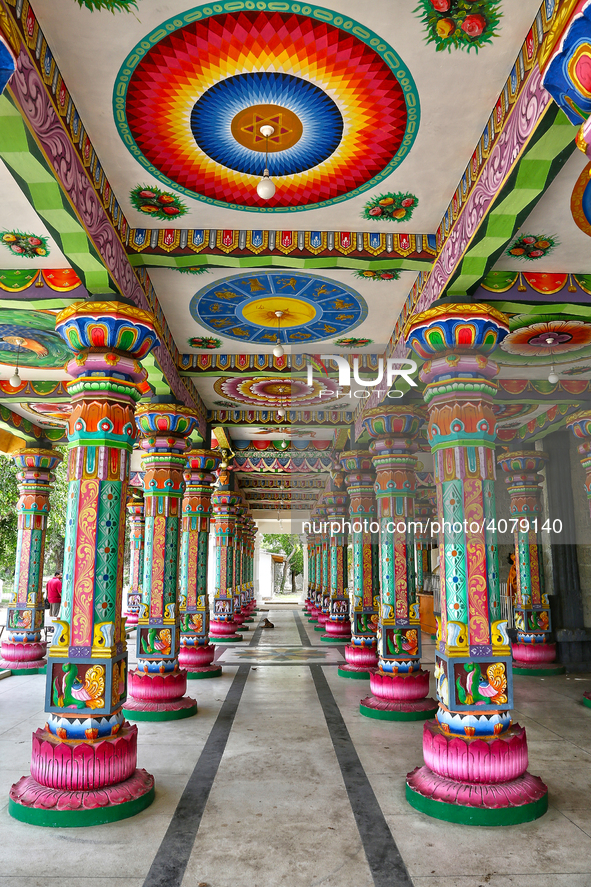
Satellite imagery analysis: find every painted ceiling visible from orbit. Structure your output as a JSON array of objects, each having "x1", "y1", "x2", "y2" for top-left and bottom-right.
[{"x1": 0, "y1": 0, "x2": 590, "y2": 514}]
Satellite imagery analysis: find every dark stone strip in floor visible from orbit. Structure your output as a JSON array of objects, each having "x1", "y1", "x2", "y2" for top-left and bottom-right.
[
  {"x1": 309, "y1": 664, "x2": 414, "y2": 887},
  {"x1": 292, "y1": 609, "x2": 313, "y2": 646},
  {"x1": 141, "y1": 618, "x2": 264, "y2": 887}
]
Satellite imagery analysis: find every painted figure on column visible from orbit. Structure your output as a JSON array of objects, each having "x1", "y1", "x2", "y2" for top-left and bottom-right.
[
  {"x1": 338, "y1": 449, "x2": 379, "y2": 677},
  {"x1": 315, "y1": 503, "x2": 331, "y2": 632},
  {"x1": 359, "y1": 407, "x2": 437, "y2": 720},
  {"x1": 125, "y1": 491, "x2": 144, "y2": 627},
  {"x1": 405, "y1": 303, "x2": 548, "y2": 825},
  {"x1": 322, "y1": 476, "x2": 351, "y2": 643},
  {"x1": 0, "y1": 445, "x2": 62, "y2": 675},
  {"x1": 497, "y1": 451, "x2": 564, "y2": 676},
  {"x1": 9, "y1": 300, "x2": 159, "y2": 826},
  {"x1": 178, "y1": 448, "x2": 221, "y2": 678},
  {"x1": 209, "y1": 466, "x2": 242, "y2": 643},
  {"x1": 124, "y1": 400, "x2": 200, "y2": 721}
]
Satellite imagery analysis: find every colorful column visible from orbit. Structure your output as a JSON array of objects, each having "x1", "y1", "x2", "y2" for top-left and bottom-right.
[
  {"x1": 358, "y1": 407, "x2": 437, "y2": 721},
  {"x1": 338, "y1": 449, "x2": 379, "y2": 678},
  {"x1": 233, "y1": 504, "x2": 249, "y2": 629},
  {"x1": 322, "y1": 486, "x2": 351, "y2": 642},
  {"x1": 125, "y1": 491, "x2": 144, "y2": 627},
  {"x1": 209, "y1": 476, "x2": 242, "y2": 642},
  {"x1": 304, "y1": 533, "x2": 315, "y2": 614},
  {"x1": 0, "y1": 446, "x2": 62, "y2": 674},
  {"x1": 315, "y1": 504, "x2": 331, "y2": 631},
  {"x1": 124, "y1": 402, "x2": 200, "y2": 721},
  {"x1": 498, "y1": 451, "x2": 564, "y2": 676},
  {"x1": 178, "y1": 448, "x2": 221, "y2": 678},
  {"x1": 307, "y1": 519, "x2": 323, "y2": 622},
  {"x1": 405, "y1": 304, "x2": 548, "y2": 826},
  {"x1": 9, "y1": 301, "x2": 159, "y2": 827}
]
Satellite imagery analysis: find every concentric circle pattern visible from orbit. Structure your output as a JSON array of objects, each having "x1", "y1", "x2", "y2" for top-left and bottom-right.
[
  {"x1": 114, "y1": 3, "x2": 419, "y2": 211},
  {"x1": 190, "y1": 272, "x2": 367, "y2": 344},
  {"x1": 214, "y1": 375, "x2": 343, "y2": 408},
  {"x1": 191, "y1": 73, "x2": 342, "y2": 175}
]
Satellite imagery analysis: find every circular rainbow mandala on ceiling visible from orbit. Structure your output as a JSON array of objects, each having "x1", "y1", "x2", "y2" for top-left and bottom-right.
[
  {"x1": 214, "y1": 375, "x2": 343, "y2": 408},
  {"x1": 191, "y1": 271, "x2": 367, "y2": 344},
  {"x1": 113, "y1": 2, "x2": 420, "y2": 212}
]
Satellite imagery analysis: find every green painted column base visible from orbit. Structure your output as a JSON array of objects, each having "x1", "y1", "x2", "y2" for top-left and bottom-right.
[
  {"x1": 9, "y1": 785, "x2": 155, "y2": 828},
  {"x1": 313, "y1": 625, "x2": 326, "y2": 632},
  {"x1": 122, "y1": 703, "x2": 198, "y2": 721},
  {"x1": 308, "y1": 618, "x2": 318, "y2": 623},
  {"x1": 187, "y1": 667, "x2": 223, "y2": 679},
  {"x1": 359, "y1": 702, "x2": 438, "y2": 721},
  {"x1": 242, "y1": 618, "x2": 255, "y2": 623},
  {"x1": 9, "y1": 667, "x2": 46, "y2": 676},
  {"x1": 405, "y1": 782, "x2": 548, "y2": 826},
  {"x1": 321, "y1": 635, "x2": 349, "y2": 644},
  {"x1": 337, "y1": 667, "x2": 371, "y2": 679},
  {"x1": 513, "y1": 664, "x2": 566, "y2": 676},
  {"x1": 583, "y1": 695, "x2": 591, "y2": 709},
  {"x1": 236, "y1": 625, "x2": 249, "y2": 632},
  {"x1": 210, "y1": 636, "x2": 244, "y2": 643}
]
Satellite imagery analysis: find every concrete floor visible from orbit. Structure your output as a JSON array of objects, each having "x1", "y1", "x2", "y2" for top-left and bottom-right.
[{"x1": 1, "y1": 607, "x2": 591, "y2": 886}]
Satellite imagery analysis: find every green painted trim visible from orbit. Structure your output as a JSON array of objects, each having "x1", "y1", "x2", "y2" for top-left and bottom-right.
[
  {"x1": 360, "y1": 703, "x2": 438, "y2": 721},
  {"x1": 405, "y1": 782, "x2": 548, "y2": 826},
  {"x1": 0, "y1": 96, "x2": 115, "y2": 295},
  {"x1": 513, "y1": 665, "x2": 566, "y2": 676},
  {"x1": 8, "y1": 667, "x2": 46, "y2": 675},
  {"x1": 337, "y1": 667, "x2": 371, "y2": 679},
  {"x1": 321, "y1": 635, "x2": 349, "y2": 643},
  {"x1": 235, "y1": 625, "x2": 249, "y2": 631},
  {"x1": 314, "y1": 625, "x2": 326, "y2": 631},
  {"x1": 9, "y1": 784, "x2": 155, "y2": 828},
  {"x1": 186, "y1": 667, "x2": 222, "y2": 679},
  {"x1": 127, "y1": 254, "x2": 431, "y2": 271},
  {"x1": 210, "y1": 636, "x2": 244, "y2": 643},
  {"x1": 122, "y1": 704, "x2": 197, "y2": 721},
  {"x1": 308, "y1": 618, "x2": 319, "y2": 623},
  {"x1": 583, "y1": 695, "x2": 591, "y2": 709},
  {"x1": 447, "y1": 107, "x2": 579, "y2": 297}
]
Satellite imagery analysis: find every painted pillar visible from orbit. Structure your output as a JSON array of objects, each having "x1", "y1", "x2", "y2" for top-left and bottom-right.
[
  {"x1": 358, "y1": 408, "x2": 437, "y2": 720},
  {"x1": 125, "y1": 492, "x2": 144, "y2": 627},
  {"x1": 338, "y1": 449, "x2": 379, "y2": 677},
  {"x1": 178, "y1": 448, "x2": 221, "y2": 679},
  {"x1": 0, "y1": 446, "x2": 62, "y2": 674},
  {"x1": 304, "y1": 533, "x2": 315, "y2": 613},
  {"x1": 9, "y1": 301, "x2": 159, "y2": 827},
  {"x1": 415, "y1": 487, "x2": 437, "y2": 637},
  {"x1": 498, "y1": 451, "x2": 564, "y2": 675},
  {"x1": 124, "y1": 402, "x2": 200, "y2": 721},
  {"x1": 233, "y1": 506, "x2": 248, "y2": 629},
  {"x1": 405, "y1": 304, "x2": 548, "y2": 826},
  {"x1": 322, "y1": 486, "x2": 351, "y2": 641},
  {"x1": 245, "y1": 518, "x2": 257, "y2": 612},
  {"x1": 209, "y1": 476, "x2": 242, "y2": 642},
  {"x1": 300, "y1": 532, "x2": 308, "y2": 605}
]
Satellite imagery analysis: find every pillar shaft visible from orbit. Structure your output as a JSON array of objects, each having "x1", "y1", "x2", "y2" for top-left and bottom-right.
[
  {"x1": 210, "y1": 475, "x2": 242, "y2": 641},
  {"x1": 322, "y1": 489, "x2": 350, "y2": 640},
  {"x1": 125, "y1": 494, "x2": 144, "y2": 627},
  {"x1": 1, "y1": 447, "x2": 62, "y2": 672}
]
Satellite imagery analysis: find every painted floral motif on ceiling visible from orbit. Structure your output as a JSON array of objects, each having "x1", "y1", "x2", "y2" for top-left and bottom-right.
[
  {"x1": 191, "y1": 272, "x2": 367, "y2": 344},
  {"x1": 571, "y1": 161, "x2": 591, "y2": 238},
  {"x1": 414, "y1": 0, "x2": 502, "y2": 53},
  {"x1": 562, "y1": 364, "x2": 591, "y2": 376},
  {"x1": 1, "y1": 232, "x2": 49, "y2": 259},
  {"x1": 499, "y1": 315, "x2": 591, "y2": 364},
  {"x1": 213, "y1": 375, "x2": 344, "y2": 408},
  {"x1": 362, "y1": 193, "x2": 418, "y2": 223},
  {"x1": 0, "y1": 309, "x2": 72, "y2": 368},
  {"x1": 187, "y1": 336, "x2": 222, "y2": 350},
  {"x1": 113, "y1": 4, "x2": 420, "y2": 213},
  {"x1": 352, "y1": 270, "x2": 402, "y2": 282},
  {"x1": 21, "y1": 402, "x2": 72, "y2": 426},
  {"x1": 334, "y1": 337, "x2": 374, "y2": 348},
  {"x1": 177, "y1": 267, "x2": 210, "y2": 276},
  {"x1": 74, "y1": 0, "x2": 137, "y2": 10},
  {"x1": 130, "y1": 186, "x2": 187, "y2": 221},
  {"x1": 505, "y1": 233, "x2": 556, "y2": 261}
]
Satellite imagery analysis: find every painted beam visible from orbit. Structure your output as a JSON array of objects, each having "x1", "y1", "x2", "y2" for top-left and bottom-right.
[{"x1": 127, "y1": 253, "x2": 429, "y2": 272}]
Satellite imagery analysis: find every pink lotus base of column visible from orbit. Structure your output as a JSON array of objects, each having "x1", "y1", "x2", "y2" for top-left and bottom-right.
[
  {"x1": 338, "y1": 643, "x2": 378, "y2": 678},
  {"x1": 406, "y1": 721, "x2": 548, "y2": 824},
  {"x1": 308, "y1": 606, "x2": 320, "y2": 622},
  {"x1": 316, "y1": 612, "x2": 328, "y2": 626},
  {"x1": 1, "y1": 641, "x2": 46, "y2": 671},
  {"x1": 512, "y1": 643, "x2": 565, "y2": 675},
  {"x1": 31, "y1": 723, "x2": 138, "y2": 789},
  {"x1": 124, "y1": 670, "x2": 197, "y2": 719},
  {"x1": 179, "y1": 644, "x2": 222, "y2": 678},
  {"x1": 124, "y1": 612, "x2": 139, "y2": 627},
  {"x1": 322, "y1": 620, "x2": 351, "y2": 641},
  {"x1": 209, "y1": 620, "x2": 242, "y2": 642},
  {"x1": 360, "y1": 669, "x2": 437, "y2": 720}
]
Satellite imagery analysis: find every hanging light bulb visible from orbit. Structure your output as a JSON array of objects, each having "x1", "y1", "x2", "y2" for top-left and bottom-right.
[
  {"x1": 9, "y1": 337, "x2": 24, "y2": 388},
  {"x1": 256, "y1": 125, "x2": 276, "y2": 200},
  {"x1": 273, "y1": 309, "x2": 284, "y2": 358},
  {"x1": 277, "y1": 407, "x2": 286, "y2": 418},
  {"x1": 548, "y1": 365, "x2": 559, "y2": 385}
]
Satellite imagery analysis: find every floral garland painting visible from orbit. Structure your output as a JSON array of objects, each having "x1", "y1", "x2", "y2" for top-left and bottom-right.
[
  {"x1": 506, "y1": 234, "x2": 556, "y2": 261},
  {"x1": 130, "y1": 185, "x2": 187, "y2": 220},
  {"x1": 362, "y1": 193, "x2": 418, "y2": 222},
  {"x1": 188, "y1": 336, "x2": 222, "y2": 350},
  {"x1": 74, "y1": 0, "x2": 138, "y2": 10},
  {"x1": 1, "y1": 232, "x2": 49, "y2": 259},
  {"x1": 335, "y1": 337, "x2": 374, "y2": 348},
  {"x1": 353, "y1": 269, "x2": 402, "y2": 282},
  {"x1": 414, "y1": 0, "x2": 502, "y2": 53},
  {"x1": 177, "y1": 267, "x2": 210, "y2": 276}
]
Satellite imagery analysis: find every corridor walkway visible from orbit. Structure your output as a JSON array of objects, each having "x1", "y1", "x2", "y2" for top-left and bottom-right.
[{"x1": 1, "y1": 608, "x2": 591, "y2": 887}]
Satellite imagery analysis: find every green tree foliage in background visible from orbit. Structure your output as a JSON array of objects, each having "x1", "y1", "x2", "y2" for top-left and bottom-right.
[
  {"x1": 0, "y1": 449, "x2": 69, "y2": 583},
  {"x1": 261, "y1": 533, "x2": 303, "y2": 594}
]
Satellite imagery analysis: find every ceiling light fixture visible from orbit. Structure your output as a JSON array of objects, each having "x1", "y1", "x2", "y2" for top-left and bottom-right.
[
  {"x1": 9, "y1": 337, "x2": 25, "y2": 388},
  {"x1": 273, "y1": 310, "x2": 285, "y2": 359},
  {"x1": 256, "y1": 124, "x2": 276, "y2": 201},
  {"x1": 548, "y1": 365, "x2": 559, "y2": 385}
]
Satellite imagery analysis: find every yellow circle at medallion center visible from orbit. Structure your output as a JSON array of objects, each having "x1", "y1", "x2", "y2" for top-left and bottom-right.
[
  {"x1": 242, "y1": 297, "x2": 317, "y2": 328},
  {"x1": 231, "y1": 104, "x2": 303, "y2": 153}
]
